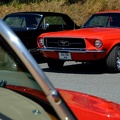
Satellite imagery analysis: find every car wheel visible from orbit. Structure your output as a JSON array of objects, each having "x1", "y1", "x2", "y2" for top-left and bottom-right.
[
  {"x1": 47, "y1": 59, "x2": 64, "y2": 70},
  {"x1": 106, "y1": 45, "x2": 120, "y2": 73}
]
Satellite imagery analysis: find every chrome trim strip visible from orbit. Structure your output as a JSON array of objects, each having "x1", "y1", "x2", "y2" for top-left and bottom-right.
[
  {"x1": 0, "y1": 19, "x2": 77, "y2": 120},
  {"x1": 29, "y1": 48, "x2": 40, "y2": 53},
  {"x1": 40, "y1": 48, "x2": 106, "y2": 53}
]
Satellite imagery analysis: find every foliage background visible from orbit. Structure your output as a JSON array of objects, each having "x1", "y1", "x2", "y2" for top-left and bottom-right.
[{"x1": 0, "y1": 0, "x2": 120, "y2": 25}]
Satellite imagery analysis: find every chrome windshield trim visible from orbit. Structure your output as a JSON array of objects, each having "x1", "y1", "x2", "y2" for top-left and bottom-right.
[{"x1": 0, "y1": 19, "x2": 77, "y2": 120}]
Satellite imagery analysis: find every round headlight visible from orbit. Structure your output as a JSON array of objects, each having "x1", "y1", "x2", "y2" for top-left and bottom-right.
[
  {"x1": 95, "y1": 39, "x2": 102, "y2": 48},
  {"x1": 37, "y1": 38, "x2": 44, "y2": 48}
]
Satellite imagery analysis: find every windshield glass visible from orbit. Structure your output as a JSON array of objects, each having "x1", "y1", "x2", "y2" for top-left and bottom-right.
[
  {"x1": 0, "y1": 36, "x2": 42, "y2": 91},
  {"x1": 82, "y1": 13, "x2": 120, "y2": 28},
  {"x1": 4, "y1": 14, "x2": 42, "y2": 29}
]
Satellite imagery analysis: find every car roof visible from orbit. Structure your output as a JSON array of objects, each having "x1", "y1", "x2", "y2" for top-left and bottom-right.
[
  {"x1": 5, "y1": 11, "x2": 69, "y2": 16},
  {"x1": 96, "y1": 10, "x2": 120, "y2": 14}
]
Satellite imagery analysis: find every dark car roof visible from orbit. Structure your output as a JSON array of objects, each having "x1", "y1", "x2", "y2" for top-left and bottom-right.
[
  {"x1": 4, "y1": 11, "x2": 75, "y2": 24},
  {"x1": 5, "y1": 11, "x2": 70, "y2": 17},
  {"x1": 3, "y1": 11, "x2": 78, "y2": 27}
]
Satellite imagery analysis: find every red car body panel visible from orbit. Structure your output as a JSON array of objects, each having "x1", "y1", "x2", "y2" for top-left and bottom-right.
[
  {"x1": 42, "y1": 50, "x2": 107, "y2": 61},
  {"x1": 7, "y1": 85, "x2": 120, "y2": 120},
  {"x1": 39, "y1": 27, "x2": 120, "y2": 39},
  {"x1": 59, "y1": 89, "x2": 120, "y2": 120},
  {"x1": 38, "y1": 28, "x2": 120, "y2": 61}
]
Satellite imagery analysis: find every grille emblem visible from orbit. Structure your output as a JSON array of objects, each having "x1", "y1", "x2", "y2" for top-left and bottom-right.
[{"x1": 58, "y1": 40, "x2": 70, "y2": 46}]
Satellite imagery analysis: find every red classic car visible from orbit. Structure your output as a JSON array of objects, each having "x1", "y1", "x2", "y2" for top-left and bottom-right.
[
  {"x1": 1, "y1": 18, "x2": 120, "y2": 120},
  {"x1": 37, "y1": 10, "x2": 120, "y2": 73}
]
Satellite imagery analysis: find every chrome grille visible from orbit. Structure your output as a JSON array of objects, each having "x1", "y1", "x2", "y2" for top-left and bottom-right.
[{"x1": 44, "y1": 38, "x2": 86, "y2": 48}]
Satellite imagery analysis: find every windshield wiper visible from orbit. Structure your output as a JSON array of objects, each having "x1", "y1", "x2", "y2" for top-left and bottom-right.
[{"x1": 82, "y1": 25, "x2": 105, "y2": 28}]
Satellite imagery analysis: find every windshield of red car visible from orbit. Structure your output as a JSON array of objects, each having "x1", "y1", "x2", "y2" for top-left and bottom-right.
[
  {"x1": 82, "y1": 13, "x2": 120, "y2": 28},
  {"x1": 0, "y1": 35, "x2": 42, "y2": 92}
]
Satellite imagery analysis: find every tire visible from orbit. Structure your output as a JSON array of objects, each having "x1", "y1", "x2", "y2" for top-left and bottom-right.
[
  {"x1": 106, "y1": 45, "x2": 120, "y2": 73},
  {"x1": 47, "y1": 59, "x2": 64, "y2": 70}
]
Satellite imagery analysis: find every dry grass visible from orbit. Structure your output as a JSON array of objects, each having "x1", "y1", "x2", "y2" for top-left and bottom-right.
[{"x1": 1, "y1": 0, "x2": 120, "y2": 26}]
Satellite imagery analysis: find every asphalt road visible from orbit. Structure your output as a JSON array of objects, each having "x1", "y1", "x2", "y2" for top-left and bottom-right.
[{"x1": 39, "y1": 61, "x2": 120, "y2": 104}]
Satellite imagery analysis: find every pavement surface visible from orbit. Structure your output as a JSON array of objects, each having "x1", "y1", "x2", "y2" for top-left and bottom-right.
[{"x1": 39, "y1": 61, "x2": 120, "y2": 104}]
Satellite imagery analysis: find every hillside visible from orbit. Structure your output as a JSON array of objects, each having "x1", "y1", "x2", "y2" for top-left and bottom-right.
[{"x1": 0, "y1": 0, "x2": 120, "y2": 26}]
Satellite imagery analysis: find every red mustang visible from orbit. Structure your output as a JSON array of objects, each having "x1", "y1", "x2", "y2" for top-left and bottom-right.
[{"x1": 37, "y1": 10, "x2": 120, "y2": 73}]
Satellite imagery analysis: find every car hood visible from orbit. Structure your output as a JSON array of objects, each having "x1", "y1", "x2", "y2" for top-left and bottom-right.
[
  {"x1": 58, "y1": 89, "x2": 120, "y2": 120},
  {"x1": 41, "y1": 27, "x2": 120, "y2": 39}
]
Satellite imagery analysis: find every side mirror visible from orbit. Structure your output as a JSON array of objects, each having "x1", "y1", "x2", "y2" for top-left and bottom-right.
[{"x1": 44, "y1": 23, "x2": 50, "y2": 29}]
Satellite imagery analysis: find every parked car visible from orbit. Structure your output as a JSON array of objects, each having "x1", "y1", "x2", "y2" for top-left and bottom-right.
[
  {"x1": 1, "y1": 18, "x2": 120, "y2": 120},
  {"x1": 3, "y1": 12, "x2": 79, "y2": 63},
  {"x1": 37, "y1": 10, "x2": 120, "y2": 72}
]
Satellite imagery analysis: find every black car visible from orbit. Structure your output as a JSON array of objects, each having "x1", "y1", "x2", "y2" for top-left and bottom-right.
[{"x1": 3, "y1": 12, "x2": 79, "y2": 62}]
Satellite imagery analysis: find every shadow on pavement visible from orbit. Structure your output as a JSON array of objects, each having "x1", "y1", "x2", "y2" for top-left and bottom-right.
[{"x1": 41, "y1": 62, "x2": 108, "y2": 74}]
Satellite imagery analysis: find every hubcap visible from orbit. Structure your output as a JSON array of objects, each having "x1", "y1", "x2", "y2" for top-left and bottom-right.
[{"x1": 116, "y1": 47, "x2": 120, "y2": 71}]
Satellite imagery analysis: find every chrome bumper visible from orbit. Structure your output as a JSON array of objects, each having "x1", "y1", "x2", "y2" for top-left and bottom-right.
[{"x1": 39, "y1": 48, "x2": 106, "y2": 53}]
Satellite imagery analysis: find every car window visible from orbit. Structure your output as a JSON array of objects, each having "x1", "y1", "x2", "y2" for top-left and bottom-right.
[
  {"x1": 83, "y1": 13, "x2": 120, "y2": 28},
  {"x1": 4, "y1": 16, "x2": 26, "y2": 27},
  {"x1": 0, "y1": 46, "x2": 18, "y2": 71},
  {"x1": 86, "y1": 15, "x2": 109, "y2": 27},
  {"x1": 0, "y1": 36, "x2": 42, "y2": 91},
  {"x1": 4, "y1": 15, "x2": 41, "y2": 28},
  {"x1": 43, "y1": 16, "x2": 67, "y2": 25},
  {"x1": 40, "y1": 16, "x2": 67, "y2": 29}
]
